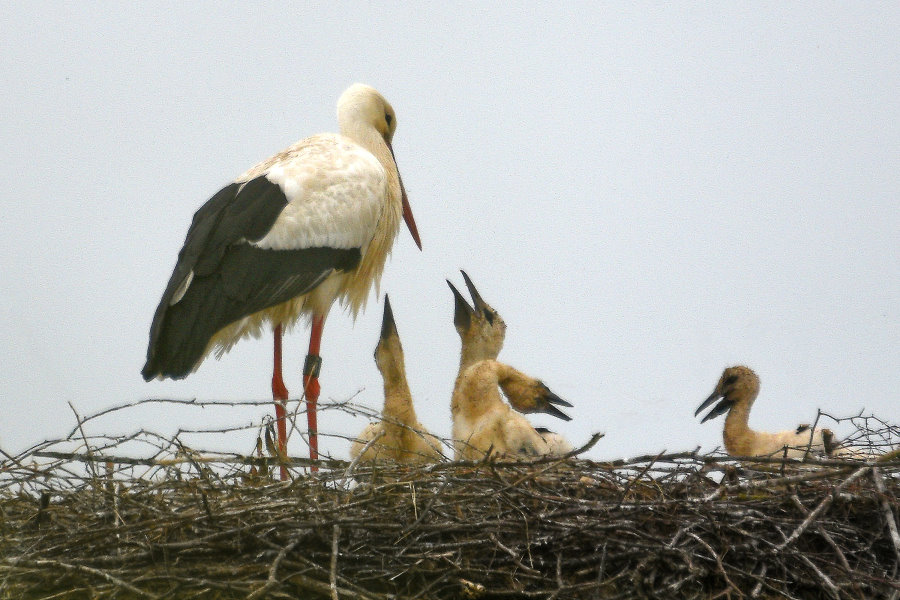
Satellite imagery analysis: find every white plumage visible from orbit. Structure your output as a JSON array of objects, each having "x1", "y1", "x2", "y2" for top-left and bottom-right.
[
  {"x1": 143, "y1": 83, "x2": 420, "y2": 475},
  {"x1": 247, "y1": 138, "x2": 386, "y2": 253}
]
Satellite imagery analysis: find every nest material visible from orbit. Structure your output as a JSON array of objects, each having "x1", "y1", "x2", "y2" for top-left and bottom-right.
[{"x1": 1, "y1": 402, "x2": 898, "y2": 599}]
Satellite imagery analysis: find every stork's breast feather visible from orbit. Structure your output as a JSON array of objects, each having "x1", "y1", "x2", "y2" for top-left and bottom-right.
[{"x1": 249, "y1": 137, "x2": 386, "y2": 252}]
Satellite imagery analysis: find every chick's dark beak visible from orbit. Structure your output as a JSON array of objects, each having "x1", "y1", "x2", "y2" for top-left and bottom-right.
[
  {"x1": 448, "y1": 280, "x2": 474, "y2": 330},
  {"x1": 543, "y1": 403, "x2": 573, "y2": 422},
  {"x1": 460, "y1": 270, "x2": 488, "y2": 311},
  {"x1": 381, "y1": 295, "x2": 398, "y2": 340},
  {"x1": 541, "y1": 389, "x2": 573, "y2": 421},
  {"x1": 695, "y1": 392, "x2": 734, "y2": 423}
]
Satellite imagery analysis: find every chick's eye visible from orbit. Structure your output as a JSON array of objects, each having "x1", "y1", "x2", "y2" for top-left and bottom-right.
[
  {"x1": 385, "y1": 113, "x2": 393, "y2": 126},
  {"x1": 483, "y1": 310, "x2": 494, "y2": 325},
  {"x1": 723, "y1": 375, "x2": 738, "y2": 387}
]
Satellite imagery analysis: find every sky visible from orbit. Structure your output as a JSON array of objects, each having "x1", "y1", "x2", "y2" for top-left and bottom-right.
[{"x1": 1, "y1": 3, "x2": 897, "y2": 465}]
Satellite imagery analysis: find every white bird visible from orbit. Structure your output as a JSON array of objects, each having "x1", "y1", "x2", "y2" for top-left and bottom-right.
[
  {"x1": 142, "y1": 84, "x2": 421, "y2": 478},
  {"x1": 349, "y1": 296, "x2": 443, "y2": 464},
  {"x1": 695, "y1": 366, "x2": 831, "y2": 458}
]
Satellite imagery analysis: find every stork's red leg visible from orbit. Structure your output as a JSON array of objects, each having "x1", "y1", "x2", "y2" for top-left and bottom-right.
[
  {"x1": 303, "y1": 315, "x2": 325, "y2": 471},
  {"x1": 271, "y1": 324, "x2": 290, "y2": 481}
]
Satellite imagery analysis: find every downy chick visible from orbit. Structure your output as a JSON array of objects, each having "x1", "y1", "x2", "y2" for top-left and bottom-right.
[
  {"x1": 535, "y1": 427, "x2": 575, "y2": 456},
  {"x1": 452, "y1": 360, "x2": 563, "y2": 460},
  {"x1": 446, "y1": 272, "x2": 573, "y2": 459},
  {"x1": 696, "y1": 366, "x2": 830, "y2": 458},
  {"x1": 448, "y1": 271, "x2": 573, "y2": 422},
  {"x1": 350, "y1": 296, "x2": 444, "y2": 464}
]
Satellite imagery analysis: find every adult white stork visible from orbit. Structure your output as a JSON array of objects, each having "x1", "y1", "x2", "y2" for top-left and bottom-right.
[{"x1": 142, "y1": 84, "x2": 421, "y2": 478}]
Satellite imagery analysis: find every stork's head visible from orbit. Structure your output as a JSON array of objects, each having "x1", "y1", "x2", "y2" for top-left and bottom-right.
[
  {"x1": 447, "y1": 270, "x2": 506, "y2": 360},
  {"x1": 509, "y1": 382, "x2": 573, "y2": 422},
  {"x1": 374, "y1": 295, "x2": 405, "y2": 381},
  {"x1": 337, "y1": 83, "x2": 399, "y2": 141},
  {"x1": 337, "y1": 83, "x2": 421, "y2": 250},
  {"x1": 695, "y1": 365, "x2": 760, "y2": 423}
]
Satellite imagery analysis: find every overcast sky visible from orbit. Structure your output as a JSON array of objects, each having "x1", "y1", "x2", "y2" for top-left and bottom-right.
[{"x1": 1, "y1": 3, "x2": 897, "y2": 464}]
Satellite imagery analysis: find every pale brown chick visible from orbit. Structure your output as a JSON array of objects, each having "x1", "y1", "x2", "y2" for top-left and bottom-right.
[
  {"x1": 696, "y1": 365, "x2": 830, "y2": 458},
  {"x1": 447, "y1": 271, "x2": 572, "y2": 422},
  {"x1": 452, "y1": 359, "x2": 570, "y2": 460},
  {"x1": 350, "y1": 296, "x2": 444, "y2": 464}
]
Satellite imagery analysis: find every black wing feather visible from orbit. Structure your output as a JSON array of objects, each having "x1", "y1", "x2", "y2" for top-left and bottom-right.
[{"x1": 142, "y1": 176, "x2": 361, "y2": 380}]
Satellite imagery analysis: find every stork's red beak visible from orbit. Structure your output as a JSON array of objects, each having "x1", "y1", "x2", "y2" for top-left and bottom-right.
[
  {"x1": 389, "y1": 142, "x2": 422, "y2": 250},
  {"x1": 401, "y1": 184, "x2": 421, "y2": 250}
]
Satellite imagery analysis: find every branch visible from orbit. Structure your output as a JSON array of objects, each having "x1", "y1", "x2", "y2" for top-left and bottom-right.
[
  {"x1": 873, "y1": 466, "x2": 900, "y2": 565},
  {"x1": 775, "y1": 465, "x2": 870, "y2": 552},
  {"x1": 13, "y1": 559, "x2": 159, "y2": 599},
  {"x1": 330, "y1": 524, "x2": 341, "y2": 600}
]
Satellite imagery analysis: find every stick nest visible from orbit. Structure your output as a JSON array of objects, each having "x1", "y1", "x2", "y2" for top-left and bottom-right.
[{"x1": 1, "y1": 400, "x2": 898, "y2": 599}]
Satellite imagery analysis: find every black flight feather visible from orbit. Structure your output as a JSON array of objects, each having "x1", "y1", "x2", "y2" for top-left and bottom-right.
[{"x1": 143, "y1": 176, "x2": 360, "y2": 380}]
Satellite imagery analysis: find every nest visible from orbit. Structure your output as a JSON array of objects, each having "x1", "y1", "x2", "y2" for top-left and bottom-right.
[{"x1": 1, "y1": 400, "x2": 898, "y2": 599}]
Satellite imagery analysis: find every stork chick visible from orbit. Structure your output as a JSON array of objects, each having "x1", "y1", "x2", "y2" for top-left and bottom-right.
[
  {"x1": 535, "y1": 427, "x2": 575, "y2": 456},
  {"x1": 448, "y1": 270, "x2": 507, "y2": 379},
  {"x1": 350, "y1": 296, "x2": 443, "y2": 464},
  {"x1": 696, "y1": 366, "x2": 830, "y2": 458},
  {"x1": 452, "y1": 359, "x2": 573, "y2": 460},
  {"x1": 448, "y1": 271, "x2": 572, "y2": 421}
]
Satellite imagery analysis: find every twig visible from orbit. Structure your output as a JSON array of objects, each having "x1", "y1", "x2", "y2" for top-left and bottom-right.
[
  {"x1": 286, "y1": 573, "x2": 382, "y2": 600},
  {"x1": 686, "y1": 533, "x2": 744, "y2": 598},
  {"x1": 802, "y1": 409, "x2": 824, "y2": 461},
  {"x1": 398, "y1": 478, "x2": 451, "y2": 537},
  {"x1": 797, "y1": 553, "x2": 840, "y2": 600},
  {"x1": 595, "y1": 541, "x2": 607, "y2": 593},
  {"x1": 561, "y1": 432, "x2": 606, "y2": 459},
  {"x1": 62, "y1": 397, "x2": 279, "y2": 438},
  {"x1": 32, "y1": 450, "x2": 347, "y2": 470},
  {"x1": 488, "y1": 533, "x2": 541, "y2": 575},
  {"x1": 67, "y1": 402, "x2": 98, "y2": 481},
  {"x1": 617, "y1": 450, "x2": 664, "y2": 506},
  {"x1": 13, "y1": 558, "x2": 159, "y2": 599},
  {"x1": 749, "y1": 564, "x2": 767, "y2": 598},
  {"x1": 873, "y1": 466, "x2": 900, "y2": 565},
  {"x1": 247, "y1": 537, "x2": 304, "y2": 600},
  {"x1": 331, "y1": 523, "x2": 341, "y2": 600},
  {"x1": 703, "y1": 464, "x2": 858, "y2": 502},
  {"x1": 338, "y1": 428, "x2": 386, "y2": 486},
  {"x1": 790, "y1": 493, "x2": 865, "y2": 600},
  {"x1": 776, "y1": 465, "x2": 870, "y2": 552}
]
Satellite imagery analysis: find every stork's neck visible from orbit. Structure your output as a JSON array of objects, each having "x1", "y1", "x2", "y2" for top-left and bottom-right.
[
  {"x1": 722, "y1": 390, "x2": 758, "y2": 456},
  {"x1": 337, "y1": 122, "x2": 404, "y2": 315},
  {"x1": 451, "y1": 360, "x2": 499, "y2": 423},
  {"x1": 458, "y1": 342, "x2": 500, "y2": 377},
  {"x1": 382, "y1": 368, "x2": 415, "y2": 426},
  {"x1": 341, "y1": 123, "x2": 402, "y2": 209}
]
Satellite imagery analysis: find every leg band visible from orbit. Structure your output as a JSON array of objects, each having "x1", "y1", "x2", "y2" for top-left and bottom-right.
[{"x1": 303, "y1": 354, "x2": 322, "y2": 378}]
